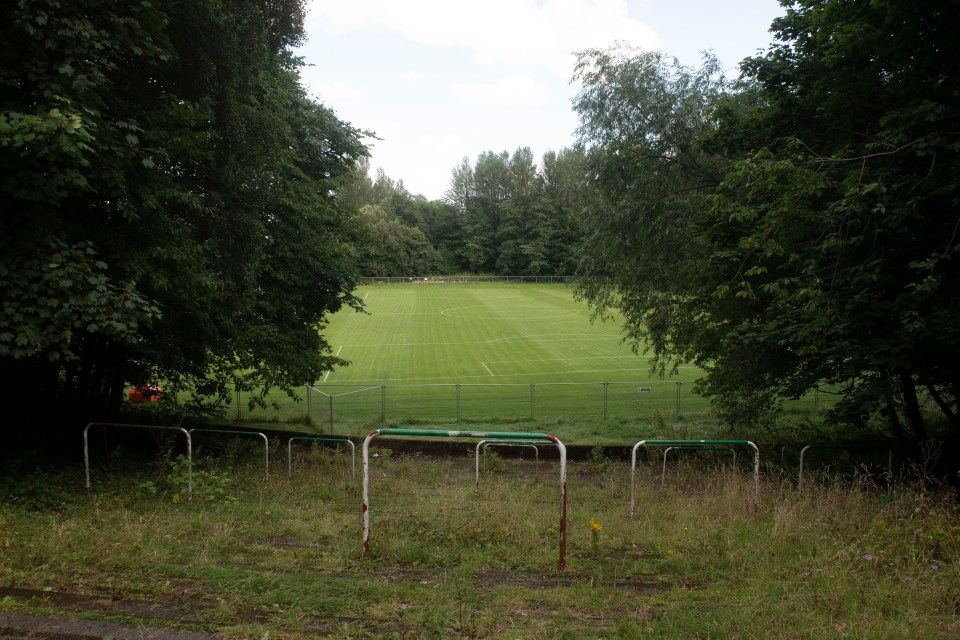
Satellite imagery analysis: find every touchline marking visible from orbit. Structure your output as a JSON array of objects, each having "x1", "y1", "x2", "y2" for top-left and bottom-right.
[
  {"x1": 337, "y1": 335, "x2": 622, "y2": 349},
  {"x1": 440, "y1": 307, "x2": 581, "y2": 319},
  {"x1": 481, "y1": 361, "x2": 495, "y2": 376},
  {"x1": 485, "y1": 355, "x2": 644, "y2": 366},
  {"x1": 323, "y1": 345, "x2": 344, "y2": 382},
  {"x1": 320, "y1": 366, "x2": 691, "y2": 383}
]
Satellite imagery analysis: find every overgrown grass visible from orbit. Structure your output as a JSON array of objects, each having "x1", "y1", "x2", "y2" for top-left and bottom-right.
[{"x1": 1, "y1": 443, "x2": 958, "y2": 638}]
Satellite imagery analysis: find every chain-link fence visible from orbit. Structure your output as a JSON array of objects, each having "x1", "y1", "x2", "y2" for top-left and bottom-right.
[
  {"x1": 359, "y1": 275, "x2": 573, "y2": 285},
  {"x1": 293, "y1": 382, "x2": 836, "y2": 433}
]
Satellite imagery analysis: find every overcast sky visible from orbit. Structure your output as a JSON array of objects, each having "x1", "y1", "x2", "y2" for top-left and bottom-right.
[{"x1": 296, "y1": 0, "x2": 785, "y2": 201}]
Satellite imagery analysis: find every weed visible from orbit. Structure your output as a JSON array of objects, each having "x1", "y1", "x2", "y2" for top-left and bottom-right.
[
  {"x1": 425, "y1": 604, "x2": 455, "y2": 639},
  {"x1": 653, "y1": 409, "x2": 666, "y2": 431},
  {"x1": 479, "y1": 448, "x2": 503, "y2": 476},
  {"x1": 590, "y1": 445, "x2": 608, "y2": 475},
  {"x1": 164, "y1": 455, "x2": 236, "y2": 503},
  {"x1": 0, "y1": 470, "x2": 72, "y2": 511},
  {"x1": 590, "y1": 517, "x2": 602, "y2": 553}
]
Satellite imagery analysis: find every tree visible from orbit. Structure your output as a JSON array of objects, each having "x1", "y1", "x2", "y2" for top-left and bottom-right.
[
  {"x1": 571, "y1": 46, "x2": 733, "y2": 372},
  {"x1": 706, "y1": 0, "x2": 960, "y2": 440},
  {"x1": 444, "y1": 157, "x2": 475, "y2": 215},
  {"x1": 542, "y1": 148, "x2": 588, "y2": 274},
  {"x1": 571, "y1": 2, "x2": 960, "y2": 444},
  {"x1": 0, "y1": 0, "x2": 368, "y2": 437},
  {"x1": 354, "y1": 205, "x2": 444, "y2": 276}
]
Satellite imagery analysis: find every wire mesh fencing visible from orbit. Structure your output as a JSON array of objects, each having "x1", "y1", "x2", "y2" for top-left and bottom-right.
[
  {"x1": 223, "y1": 381, "x2": 837, "y2": 430},
  {"x1": 291, "y1": 382, "x2": 833, "y2": 433}
]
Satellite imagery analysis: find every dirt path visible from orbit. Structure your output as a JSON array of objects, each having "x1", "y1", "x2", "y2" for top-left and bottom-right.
[{"x1": 0, "y1": 611, "x2": 217, "y2": 640}]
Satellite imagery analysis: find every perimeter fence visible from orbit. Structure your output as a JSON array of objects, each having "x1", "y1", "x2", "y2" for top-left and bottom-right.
[
  {"x1": 359, "y1": 275, "x2": 573, "y2": 285},
  {"x1": 231, "y1": 381, "x2": 838, "y2": 433}
]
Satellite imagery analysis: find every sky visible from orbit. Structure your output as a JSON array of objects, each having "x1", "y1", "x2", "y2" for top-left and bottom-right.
[{"x1": 296, "y1": 0, "x2": 785, "y2": 201}]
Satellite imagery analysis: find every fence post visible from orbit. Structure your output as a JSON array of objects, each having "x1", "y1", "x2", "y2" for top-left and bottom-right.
[
  {"x1": 306, "y1": 385, "x2": 311, "y2": 419},
  {"x1": 676, "y1": 382, "x2": 682, "y2": 417},
  {"x1": 603, "y1": 382, "x2": 609, "y2": 419},
  {"x1": 329, "y1": 395, "x2": 335, "y2": 434},
  {"x1": 456, "y1": 383, "x2": 461, "y2": 421},
  {"x1": 381, "y1": 385, "x2": 386, "y2": 422}
]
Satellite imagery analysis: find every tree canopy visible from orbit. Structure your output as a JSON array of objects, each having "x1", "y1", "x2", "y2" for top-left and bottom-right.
[
  {"x1": 344, "y1": 148, "x2": 587, "y2": 278},
  {"x1": 1, "y1": 0, "x2": 368, "y2": 434},
  {"x1": 573, "y1": 0, "x2": 960, "y2": 442}
]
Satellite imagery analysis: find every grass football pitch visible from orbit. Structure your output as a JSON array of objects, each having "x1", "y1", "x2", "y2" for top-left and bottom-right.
[
  {"x1": 321, "y1": 283, "x2": 691, "y2": 385},
  {"x1": 299, "y1": 284, "x2": 711, "y2": 428}
]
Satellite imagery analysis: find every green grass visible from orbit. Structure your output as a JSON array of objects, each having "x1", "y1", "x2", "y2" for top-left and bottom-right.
[
  {"x1": 325, "y1": 284, "x2": 670, "y2": 384},
  {"x1": 325, "y1": 285, "x2": 676, "y2": 384},
  {"x1": 236, "y1": 284, "x2": 828, "y2": 431},
  {"x1": 2, "y1": 445, "x2": 958, "y2": 638}
]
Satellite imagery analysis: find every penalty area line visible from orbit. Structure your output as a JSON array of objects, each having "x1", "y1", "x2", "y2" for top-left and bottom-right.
[{"x1": 323, "y1": 345, "x2": 344, "y2": 382}]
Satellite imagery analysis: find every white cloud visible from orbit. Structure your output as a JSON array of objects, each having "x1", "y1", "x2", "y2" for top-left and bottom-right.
[
  {"x1": 306, "y1": 82, "x2": 363, "y2": 105},
  {"x1": 305, "y1": 0, "x2": 661, "y2": 78},
  {"x1": 448, "y1": 74, "x2": 546, "y2": 107},
  {"x1": 298, "y1": 0, "x2": 784, "y2": 199},
  {"x1": 366, "y1": 130, "x2": 467, "y2": 199},
  {"x1": 399, "y1": 70, "x2": 429, "y2": 83}
]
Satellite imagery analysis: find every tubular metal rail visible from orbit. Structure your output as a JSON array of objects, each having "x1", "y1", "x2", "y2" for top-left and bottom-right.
[{"x1": 362, "y1": 428, "x2": 568, "y2": 569}]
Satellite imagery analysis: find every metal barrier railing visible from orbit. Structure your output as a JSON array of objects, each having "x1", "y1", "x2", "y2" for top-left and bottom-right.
[
  {"x1": 797, "y1": 443, "x2": 894, "y2": 490},
  {"x1": 474, "y1": 439, "x2": 558, "y2": 495},
  {"x1": 287, "y1": 436, "x2": 356, "y2": 480},
  {"x1": 362, "y1": 428, "x2": 568, "y2": 569},
  {"x1": 83, "y1": 422, "x2": 193, "y2": 501},
  {"x1": 189, "y1": 428, "x2": 269, "y2": 480},
  {"x1": 661, "y1": 446, "x2": 736, "y2": 487},
  {"x1": 631, "y1": 439, "x2": 760, "y2": 517}
]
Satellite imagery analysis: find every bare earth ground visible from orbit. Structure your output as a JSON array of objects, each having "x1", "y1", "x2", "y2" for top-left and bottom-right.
[{"x1": 0, "y1": 558, "x2": 671, "y2": 638}]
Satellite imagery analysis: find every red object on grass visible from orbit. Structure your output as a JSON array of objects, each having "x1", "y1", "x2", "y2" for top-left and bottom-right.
[{"x1": 128, "y1": 384, "x2": 162, "y2": 403}]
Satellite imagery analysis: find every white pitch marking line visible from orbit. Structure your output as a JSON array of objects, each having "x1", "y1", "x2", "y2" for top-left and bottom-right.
[
  {"x1": 481, "y1": 361, "x2": 495, "y2": 376},
  {"x1": 323, "y1": 345, "x2": 344, "y2": 382}
]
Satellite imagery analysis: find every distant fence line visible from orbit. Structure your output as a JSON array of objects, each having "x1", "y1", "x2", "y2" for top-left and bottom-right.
[
  {"x1": 227, "y1": 381, "x2": 836, "y2": 433},
  {"x1": 358, "y1": 275, "x2": 574, "y2": 285}
]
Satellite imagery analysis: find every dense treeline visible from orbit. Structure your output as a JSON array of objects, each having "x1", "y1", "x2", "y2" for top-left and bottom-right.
[
  {"x1": 345, "y1": 148, "x2": 588, "y2": 277},
  {"x1": 1, "y1": 0, "x2": 366, "y2": 436},
  {"x1": 573, "y1": 0, "x2": 960, "y2": 446}
]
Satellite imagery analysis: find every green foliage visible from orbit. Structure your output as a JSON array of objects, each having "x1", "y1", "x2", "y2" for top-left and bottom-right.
[
  {"x1": 572, "y1": 3, "x2": 960, "y2": 444},
  {"x1": 0, "y1": 467, "x2": 72, "y2": 511},
  {"x1": 590, "y1": 445, "x2": 609, "y2": 474},
  {"x1": 163, "y1": 455, "x2": 236, "y2": 504},
  {"x1": 571, "y1": 46, "x2": 733, "y2": 377},
  {"x1": 704, "y1": 0, "x2": 960, "y2": 440},
  {"x1": 347, "y1": 146, "x2": 587, "y2": 278},
  {"x1": 0, "y1": 239, "x2": 160, "y2": 360},
  {"x1": 1, "y1": 0, "x2": 368, "y2": 435}
]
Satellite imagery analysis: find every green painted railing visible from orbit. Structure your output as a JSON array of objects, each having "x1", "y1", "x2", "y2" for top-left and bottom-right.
[
  {"x1": 361, "y1": 428, "x2": 569, "y2": 569},
  {"x1": 631, "y1": 439, "x2": 760, "y2": 517}
]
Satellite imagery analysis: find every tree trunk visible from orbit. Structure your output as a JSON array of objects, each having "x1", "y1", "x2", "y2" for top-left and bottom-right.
[
  {"x1": 925, "y1": 380, "x2": 960, "y2": 431},
  {"x1": 899, "y1": 371, "x2": 927, "y2": 441},
  {"x1": 884, "y1": 392, "x2": 906, "y2": 452}
]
